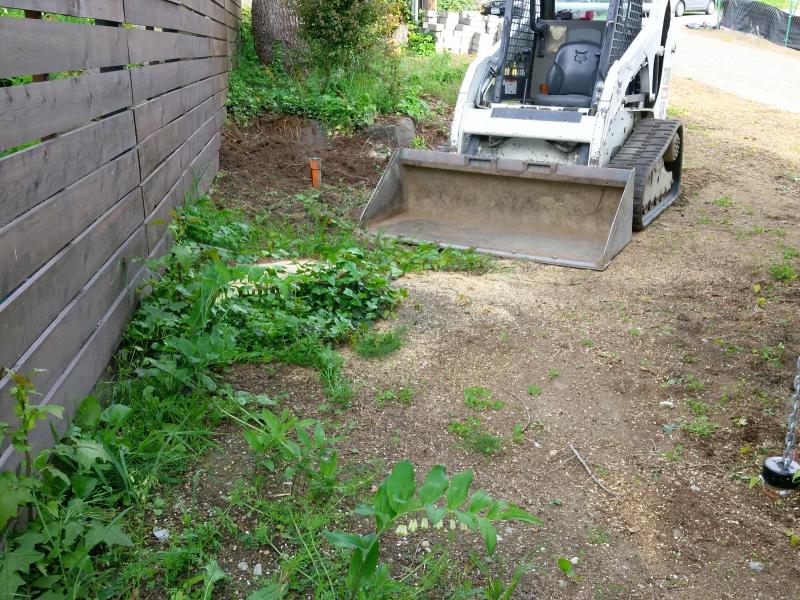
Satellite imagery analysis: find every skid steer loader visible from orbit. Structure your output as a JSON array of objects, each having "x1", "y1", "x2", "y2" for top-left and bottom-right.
[{"x1": 361, "y1": 0, "x2": 683, "y2": 269}]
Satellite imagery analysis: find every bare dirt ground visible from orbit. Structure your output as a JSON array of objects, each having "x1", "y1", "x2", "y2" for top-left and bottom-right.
[{"x1": 199, "y1": 75, "x2": 800, "y2": 598}]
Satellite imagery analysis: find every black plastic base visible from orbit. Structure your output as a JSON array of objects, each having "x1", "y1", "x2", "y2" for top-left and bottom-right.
[{"x1": 762, "y1": 456, "x2": 800, "y2": 490}]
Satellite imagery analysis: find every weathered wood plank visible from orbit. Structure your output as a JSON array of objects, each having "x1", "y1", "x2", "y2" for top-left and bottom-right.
[
  {"x1": 132, "y1": 73, "x2": 224, "y2": 140},
  {"x1": 123, "y1": 0, "x2": 212, "y2": 37},
  {"x1": 0, "y1": 0, "x2": 124, "y2": 22},
  {"x1": 129, "y1": 56, "x2": 226, "y2": 103},
  {"x1": 144, "y1": 126, "x2": 220, "y2": 249},
  {"x1": 136, "y1": 94, "x2": 216, "y2": 178},
  {"x1": 209, "y1": 18, "x2": 226, "y2": 40},
  {"x1": 0, "y1": 187, "x2": 145, "y2": 370},
  {"x1": 185, "y1": 0, "x2": 227, "y2": 24},
  {"x1": 140, "y1": 107, "x2": 219, "y2": 214},
  {"x1": 127, "y1": 28, "x2": 223, "y2": 64},
  {"x1": 0, "y1": 216, "x2": 147, "y2": 417},
  {"x1": 0, "y1": 111, "x2": 135, "y2": 227},
  {"x1": 0, "y1": 71, "x2": 132, "y2": 152},
  {"x1": 0, "y1": 18, "x2": 129, "y2": 79},
  {"x1": 0, "y1": 149, "x2": 140, "y2": 297},
  {"x1": 0, "y1": 257, "x2": 146, "y2": 472},
  {"x1": 145, "y1": 172, "x2": 185, "y2": 251}
]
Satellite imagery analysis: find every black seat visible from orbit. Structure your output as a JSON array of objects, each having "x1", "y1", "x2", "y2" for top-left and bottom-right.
[{"x1": 533, "y1": 38, "x2": 601, "y2": 109}]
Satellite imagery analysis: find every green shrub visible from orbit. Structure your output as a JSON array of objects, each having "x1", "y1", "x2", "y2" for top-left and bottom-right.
[{"x1": 438, "y1": 0, "x2": 480, "y2": 10}]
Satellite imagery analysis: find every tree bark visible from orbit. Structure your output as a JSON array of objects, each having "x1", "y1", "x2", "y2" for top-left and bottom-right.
[{"x1": 251, "y1": 0, "x2": 300, "y2": 67}]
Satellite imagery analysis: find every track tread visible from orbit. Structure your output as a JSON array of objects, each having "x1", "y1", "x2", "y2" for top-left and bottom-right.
[{"x1": 609, "y1": 118, "x2": 683, "y2": 231}]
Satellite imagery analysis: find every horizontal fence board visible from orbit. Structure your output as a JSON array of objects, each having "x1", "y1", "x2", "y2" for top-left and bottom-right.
[
  {"x1": 137, "y1": 94, "x2": 216, "y2": 178},
  {"x1": 0, "y1": 0, "x2": 124, "y2": 21},
  {"x1": 0, "y1": 261, "x2": 145, "y2": 472},
  {"x1": 0, "y1": 0, "x2": 236, "y2": 472},
  {"x1": 0, "y1": 111, "x2": 136, "y2": 227},
  {"x1": 0, "y1": 187, "x2": 145, "y2": 370},
  {"x1": 129, "y1": 56, "x2": 227, "y2": 103},
  {"x1": 145, "y1": 172, "x2": 184, "y2": 250},
  {"x1": 123, "y1": 0, "x2": 212, "y2": 37},
  {"x1": 127, "y1": 29, "x2": 225, "y2": 64},
  {"x1": 209, "y1": 18, "x2": 226, "y2": 39},
  {"x1": 140, "y1": 107, "x2": 219, "y2": 214},
  {"x1": 184, "y1": 0, "x2": 226, "y2": 24},
  {"x1": 133, "y1": 72, "x2": 224, "y2": 140},
  {"x1": 0, "y1": 220, "x2": 147, "y2": 430},
  {"x1": 0, "y1": 149, "x2": 140, "y2": 297},
  {"x1": 0, "y1": 71, "x2": 132, "y2": 152},
  {"x1": 0, "y1": 17, "x2": 129, "y2": 79},
  {"x1": 144, "y1": 126, "x2": 220, "y2": 249}
]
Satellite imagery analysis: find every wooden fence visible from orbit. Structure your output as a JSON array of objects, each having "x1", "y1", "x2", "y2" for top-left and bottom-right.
[{"x1": 0, "y1": 0, "x2": 240, "y2": 470}]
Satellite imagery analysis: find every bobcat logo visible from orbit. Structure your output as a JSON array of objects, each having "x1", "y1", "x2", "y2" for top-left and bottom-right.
[{"x1": 574, "y1": 49, "x2": 588, "y2": 64}]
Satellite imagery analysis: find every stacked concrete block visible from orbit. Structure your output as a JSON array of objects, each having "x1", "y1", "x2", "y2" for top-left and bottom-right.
[{"x1": 421, "y1": 10, "x2": 504, "y2": 56}]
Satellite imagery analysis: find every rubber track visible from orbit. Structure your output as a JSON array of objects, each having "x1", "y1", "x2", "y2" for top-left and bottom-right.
[{"x1": 609, "y1": 118, "x2": 683, "y2": 231}]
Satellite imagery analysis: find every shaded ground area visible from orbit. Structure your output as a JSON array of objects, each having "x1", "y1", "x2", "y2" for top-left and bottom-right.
[{"x1": 193, "y1": 76, "x2": 800, "y2": 598}]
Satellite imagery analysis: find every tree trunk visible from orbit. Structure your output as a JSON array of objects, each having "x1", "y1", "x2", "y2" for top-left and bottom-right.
[{"x1": 251, "y1": 0, "x2": 300, "y2": 67}]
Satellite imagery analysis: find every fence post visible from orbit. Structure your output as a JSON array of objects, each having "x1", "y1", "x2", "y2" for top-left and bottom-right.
[{"x1": 785, "y1": 0, "x2": 798, "y2": 47}]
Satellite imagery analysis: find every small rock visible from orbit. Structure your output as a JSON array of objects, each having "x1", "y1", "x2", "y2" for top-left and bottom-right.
[
  {"x1": 152, "y1": 527, "x2": 170, "y2": 541},
  {"x1": 627, "y1": 525, "x2": 641, "y2": 534},
  {"x1": 559, "y1": 580, "x2": 568, "y2": 588},
  {"x1": 421, "y1": 540, "x2": 430, "y2": 549},
  {"x1": 253, "y1": 563, "x2": 263, "y2": 577},
  {"x1": 549, "y1": 449, "x2": 559, "y2": 457},
  {"x1": 749, "y1": 561, "x2": 764, "y2": 573},
  {"x1": 659, "y1": 400, "x2": 675, "y2": 408},
  {"x1": 238, "y1": 562, "x2": 249, "y2": 572},
  {"x1": 570, "y1": 556, "x2": 579, "y2": 565},
  {"x1": 690, "y1": 484, "x2": 701, "y2": 492},
  {"x1": 394, "y1": 117, "x2": 416, "y2": 147}
]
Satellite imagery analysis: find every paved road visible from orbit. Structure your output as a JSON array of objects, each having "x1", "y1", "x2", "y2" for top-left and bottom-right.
[{"x1": 671, "y1": 14, "x2": 800, "y2": 112}]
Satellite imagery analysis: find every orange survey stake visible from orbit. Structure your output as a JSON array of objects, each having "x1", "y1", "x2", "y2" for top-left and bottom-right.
[{"x1": 309, "y1": 157, "x2": 321, "y2": 188}]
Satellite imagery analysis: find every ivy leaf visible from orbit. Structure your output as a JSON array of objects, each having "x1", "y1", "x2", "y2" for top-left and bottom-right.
[
  {"x1": 0, "y1": 566, "x2": 24, "y2": 600},
  {"x1": 0, "y1": 472, "x2": 33, "y2": 530},
  {"x1": 100, "y1": 404, "x2": 132, "y2": 429},
  {"x1": 74, "y1": 440, "x2": 111, "y2": 471},
  {"x1": 418, "y1": 465, "x2": 448, "y2": 505},
  {"x1": 446, "y1": 469, "x2": 473, "y2": 510},
  {"x1": 84, "y1": 522, "x2": 132, "y2": 551}
]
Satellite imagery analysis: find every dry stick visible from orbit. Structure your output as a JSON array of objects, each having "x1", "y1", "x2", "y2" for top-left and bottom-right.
[
  {"x1": 568, "y1": 443, "x2": 617, "y2": 497},
  {"x1": 514, "y1": 395, "x2": 533, "y2": 432}
]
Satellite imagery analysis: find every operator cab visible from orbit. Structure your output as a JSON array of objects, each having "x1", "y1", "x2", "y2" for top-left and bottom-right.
[{"x1": 487, "y1": 0, "x2": 641, "y2": 113}]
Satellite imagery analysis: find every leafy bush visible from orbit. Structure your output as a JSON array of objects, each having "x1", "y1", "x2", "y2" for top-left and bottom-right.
[
  {"x1": 228, "y1": 8, "x2": 469, "y2": 128},
  {"x1": 408, "y1": 30, "x2": 436, "y2": 56},
  {"x1": 438, "y1": 0, "x2": 480, "y2": 10},
  {"x1": 324, "y1": 461, "x2": 541, "y2": 597}
]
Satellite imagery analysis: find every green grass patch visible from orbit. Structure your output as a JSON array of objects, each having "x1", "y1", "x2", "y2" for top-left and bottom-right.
[
  {"x1": 375, "y1": 386, "x2": 414, "y2": 407},
  {"x1": 463, "y1": 386, "x2": 504, "y2": 410},
  {"x1": 712, "y1": 195, "x2": 734, "y2": 208},
  {"x1": 353, "y1": 325, "x2": 407, "y2": 358},
  {"x1": 448, "y1": 417, "x2": 503, "y2": 456},
  {"x1": 770, "y1": 262, "x2": 798, "y2": 282}
]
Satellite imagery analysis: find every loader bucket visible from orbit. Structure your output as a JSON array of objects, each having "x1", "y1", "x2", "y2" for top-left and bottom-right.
[{"x1": 361, "y1": 149, "x2": 635, "y2": 270}]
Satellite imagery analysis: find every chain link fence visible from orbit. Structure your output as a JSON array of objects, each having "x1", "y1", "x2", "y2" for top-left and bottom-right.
[{"x1": 717, "y1": 0, "x2": 800, "y2": 50}]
